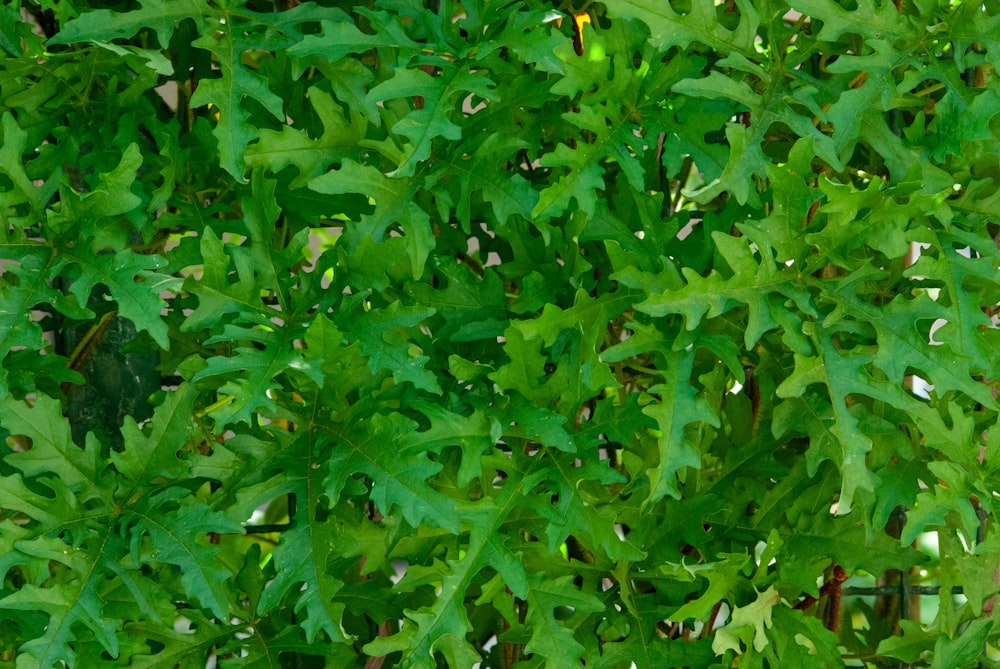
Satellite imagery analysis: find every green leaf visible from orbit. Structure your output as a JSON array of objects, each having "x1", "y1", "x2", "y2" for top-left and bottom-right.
[
  {"x1": 780, "y1": 502, "x2": 928, "y2": 576},
  {"x1": 310, "y1": 160, "x2": 435, "y2": 280},
  {"x1": 53, "y1": 248, "x2": 175, "y2": 350},
  {"x1": 0, "y1": 113, "x2": 61, "y2": 234},
  {"x1": 766, "y1": 607, "x2": 845, "y2": 667},
  {"x1": 637, "y1": 230, "x2": 813, "y2": 351},
  {"x1": 532, "y1": 114, "x2": 643, "y2": 221},
  {"x1": 365, "y1": 487, "x2": 530, "y2": 667},
  {"x1": 877, "y1": 619, "x2": 935, "y2": 663},
  {"x1": 867, "y1": 458, "x2": 922, "y2": 532},
  {"x1": 111, "y1": 383, "x2": 198, "y2": 491},
  {"x1": 348, "y1": 301, "x2": 440, "y2": 394},
  {"x1": 239, "y1": 174, "x2": 310, "y2": 300},
  {"x1": 664, "y1": 553, "x2": 751, "y2": 622},
  {"x1": 825, "y1": 264, "x2": 996, "y2": 408},
  {"x1": 245, "y1": 87, "x2": 366, "y2": 188},
  {"x1": 527, "y1": 447, "x2": 641, "y2": 561},
  {"x1": 408, "y1": 259, "x2": 508, "y2": 341},
  {"x1": 510, "y1": 288, "x2": 630, "y2": 410},
  {"x1": 129, "y1": 498, "x2": 244, "y2": 620},
  {"x1": 604, "y1": 0, "x2": 758, "y2": 54},
  {"x1": 775, "y1": 340, "x2": 877, "y2": 515},
  {"x1": 76, "y1": 142, "x2": 145, "y2": 220},
  {"x1": 321, "y1": 412, "x2": 458, "y2": 532},
  {"x1": 49, "y1": 0, "x2": 207, "y2": 47},
  {"x1": 287, "y1": 10, "x2": 420, "y2": 64},
  {"x1": 2, "y1": 578, "x2": 120, "y2": 668},
  {"x1": 368, "y1": 64, "x2": 495, "y2": 178},
  {"x1": 194, "y1": 324, "x2": 323, "y2": 429},
  {"x1": 189, "y1": 18, "x2": 286, "y2": 181},
  {"x1": 712, "y1": 586, "x2": 780, "y2": 655},
  {"x1": 904, "y1": 232, "x2": 1000, "y2": 381},
  {"x1": 2, "y1": 393, "x2": 108, "y2": 503},
  {"x1": 434, "y1": 132, "x2": 538, "y2": 230},
  {"x1": 257, "y1": 522, "x2": 350, "y2": 644},
  {"x1": 642, "y1": 346, "x2": 720, "y2": 504},
  {"x1": 489, "y1": 327, "x2": 558, "y2": 408},
  {"x1": 399, "y1": 400, "x2": 498, "y2": 489},
  {"x1": 182, "y1": 226, "x2": 265, "y2": 332},
  {"x1": 0, "y1": 251, "x2": 68, "y2": 398},
  {"x1": 671, "y1": 69, "x2": 841, "y2": 203},
  {"x1": 123, "y1": 611, "x2": 234, "y2": 668},
  {"x1": 0, "y1": 2, "x2": 24, "y2": 56},
  {"x1": 900, "y1": 462, "x2": 981, "y2": 546},
  {"x1": 596, "y1": 607, "x2": 716, "y2": 669},
  {"x1": 522, "y1": 574, "x2": 605, "y2": 667},
  {"x1": 791, "y1": 0, "x2": 918, "y2": 42},
  {"x1": 499, "y1": 393, "x2": 577, "y2": 454},
  {"x1": 489, "y1": 9, "x2": 566, "y2": 75},
  {"x1": 6, "y1": 2, "x2": 1000, "y2": 666}
]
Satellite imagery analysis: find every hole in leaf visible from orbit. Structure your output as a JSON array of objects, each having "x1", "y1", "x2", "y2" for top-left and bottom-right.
[
  {"x1": 5, "y1": 435, "x2": 32, "y2": 452},
  {"x1": 553, "y1": 605, "x2": 575, "y2": 621}
]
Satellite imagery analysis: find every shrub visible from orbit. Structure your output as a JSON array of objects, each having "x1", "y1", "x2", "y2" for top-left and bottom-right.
[{"x1": 1, "y1": 0, "x2": 999, "y2": 666}]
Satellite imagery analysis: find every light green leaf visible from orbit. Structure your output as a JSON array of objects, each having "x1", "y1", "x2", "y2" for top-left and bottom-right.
[
  {"x1": 664, "y1": 553, "x2": 750, "y2": 622},
  {"x1": 2, "y1": 394, "x2": 108, "y2": 502},
  {"x1": 930, "y1": 618, "x2": 992, "y2": 669},
  {"x1": 877, "y1": 619, "x2": 935, "y2": 663},
  {"x1": 604, "y1": 0, "x2": 758, "y2": 54},
  {"x1": 712, "y1": 586, "x2": 780, "y2": 655}
]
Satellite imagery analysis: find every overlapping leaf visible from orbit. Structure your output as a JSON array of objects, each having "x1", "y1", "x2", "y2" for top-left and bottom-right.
[
  {"x1": 0, "y1": 386, "x2": 242, "y2": 666},
  {"x1": 5, "y1": 1, "x2": 1000, "y2": 667},
  {"x1": 310, "y1": 161, "x2": 435, "y2": 281},
  {"x1": 365, "y1": 482, "x2": 531, "y2": 667}
]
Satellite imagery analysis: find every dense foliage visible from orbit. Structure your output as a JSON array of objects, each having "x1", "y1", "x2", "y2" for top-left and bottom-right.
[{"x1": 2, "y1": 0, "x2": 1000, "y2": 666}]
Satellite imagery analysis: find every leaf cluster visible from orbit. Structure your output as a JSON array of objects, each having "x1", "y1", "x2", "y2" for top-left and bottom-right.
[{"x1": 2, "y1": 0, "x2": 1000, "y2": 667}]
